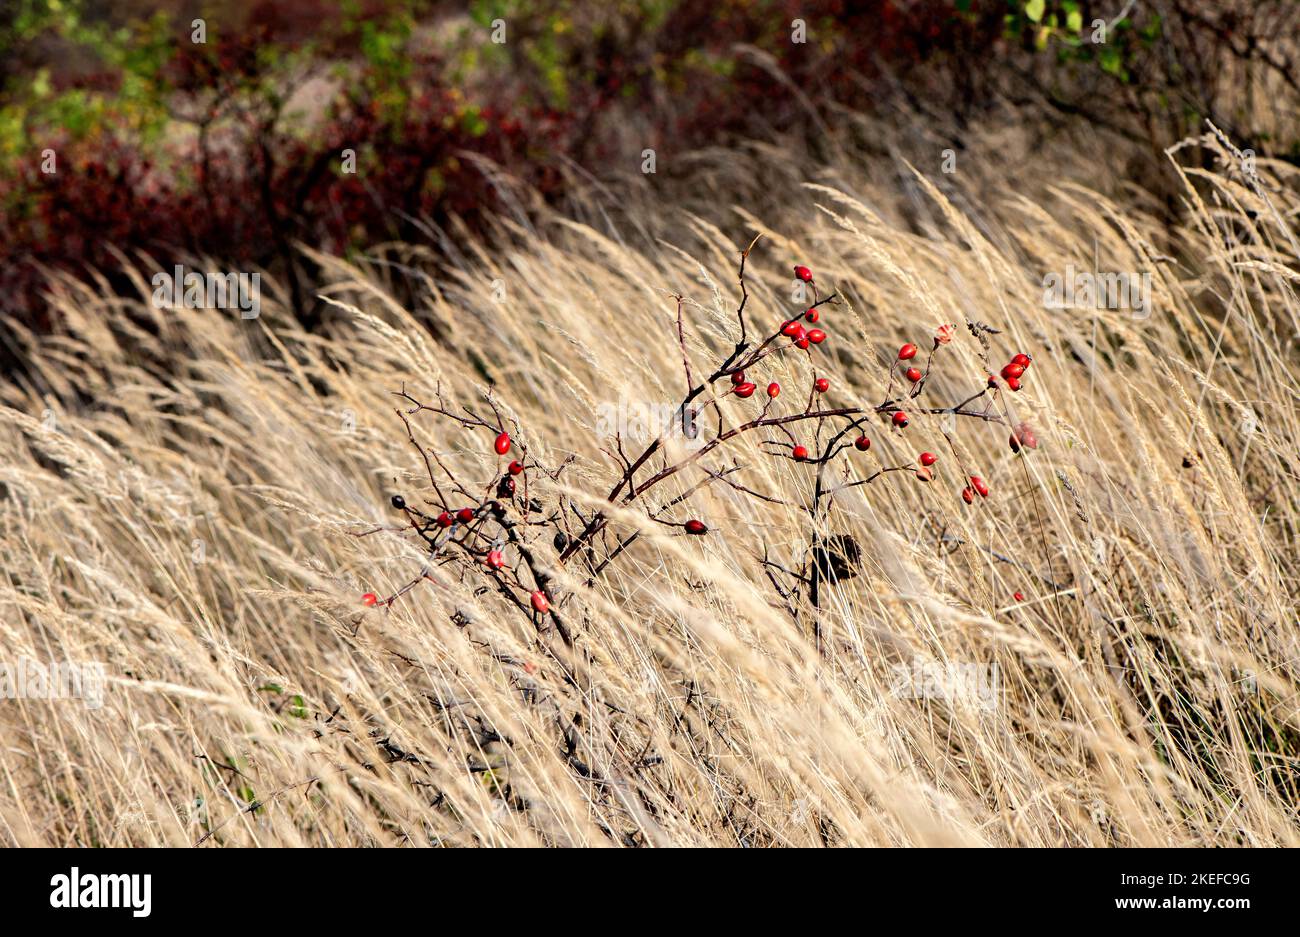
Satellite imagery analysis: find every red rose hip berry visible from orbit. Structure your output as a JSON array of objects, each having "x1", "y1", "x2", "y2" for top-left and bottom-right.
[
  {"x1": 919, "y1": 451, "x2": 937, "y2": 466},
  {"x1": 767, "y1": 382, "x2": 781, "y2": 398},
  {"x1": 734, "y1": 382, "x2": 757, "y2": 398},
  {"x1": 530, "y1": 591, "x2": 550, "y2": 614},
  {"x1": 494, "y1": 431, "x2": 511, "y2": 455},
  {"x1": 814, "y1": 377, "x2": 830, "y2": 393},
  {"x1": 793, "y1": 265, "x2": 814, "y2": 282},
  {"x1": 892, "y1": 411, "x2": 909, "y2": 428},
  {"x1": 898, "y1": 343, "x2": 918, "y2": 360},
  {"x1": 854, "y1": 436, "x2": 871, "y2": 451},
  {"x1": 905, "y1": 367, "x2": 922, "y2": 383},
  {"x1": 792, "y1": 445, "x2": 809, "y2": 461},
  {"x1": 684, "y1": 519, "x2": 708, "y2": 536}
]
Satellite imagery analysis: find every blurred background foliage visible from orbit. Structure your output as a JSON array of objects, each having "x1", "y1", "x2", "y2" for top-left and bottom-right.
[{"x1": 1, "y1": 0, "x2": 1297, "y2": 322}]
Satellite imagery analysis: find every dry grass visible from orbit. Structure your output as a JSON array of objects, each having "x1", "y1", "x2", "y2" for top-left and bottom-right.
[{"x1": 2, "y1": 125, "x2": 1298, "y2": 847}]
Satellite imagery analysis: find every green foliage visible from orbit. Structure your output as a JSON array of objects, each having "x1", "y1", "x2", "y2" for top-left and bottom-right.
[{"x1": 1008, "y1": 0, "x2": 1148, "y2": 85}]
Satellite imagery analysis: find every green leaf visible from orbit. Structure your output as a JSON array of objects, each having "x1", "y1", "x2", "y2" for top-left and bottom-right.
[
  {"x1": 1099, "y1": 44, "x2": 1123, "y2": 76},
  {"x1": 1025, "y1": 0, "x2": 1046, "y2": 24}
]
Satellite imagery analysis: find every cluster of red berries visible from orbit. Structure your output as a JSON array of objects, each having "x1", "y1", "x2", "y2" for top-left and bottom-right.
[
  {"x1": 429, "y1": 506, "x2": 477, "y2": 528},
  {"x1": 778, "y1": 318, "x2": 827, "y2": 350},
  {"x1": 725, "y1": 266, "x2": 849, "y2": 468},
  {"x1": 897, "y1": 342, "x2": 924, "y2": 385},
  {"x1": 961, "y1": 475, "x2": 990, "y2": 504},
  {"x1": 889, "y1": 343, "x2": 923, "y2": 426},
  {"x1": 731, "y1": 371, "x2": 756, "y2": 397},
  {"x1": 991, "y1": 353, "x2": 1032, "y2": 392}
]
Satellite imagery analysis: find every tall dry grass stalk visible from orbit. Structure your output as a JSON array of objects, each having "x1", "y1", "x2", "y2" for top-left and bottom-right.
[{"x1": 1, "y1": 126, "x2": 1297, "y2": 846}]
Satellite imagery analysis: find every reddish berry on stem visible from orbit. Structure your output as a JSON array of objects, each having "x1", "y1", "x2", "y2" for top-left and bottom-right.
[
  {"x1": 987, "y1": 374, "x2": 999, "y2": 389},
  {"x1": 961, "y1": 487, "x2": 974, "y2": 504},
  {"x1": 1011, "y1": 353, "x2": 1031, "y2": 368},
  {"x1": 485, "y1": 550, "x2": 505, "y2": 570},
  {"x1": 361, "y1": 592, "x2": 378, "y2": 607},
  {"x1": 456, "y1": 507, "x2": 475, "y2": 524},
  {"x1": 919, "y1": 451, "x2": 937, "y2": 466},
  {"x1": 1006, "y1": 376, "x2": 1022, "y2": 392},
  {"x1": 804, "y1": 307, "x2": 819, "y2": 323},
  {"x1": 1001, "y1": 363, "x2": 1025, "y2": 380},
  {"x1": 898, "y1": 343, "x2": 918, "y2": 360},
  {"x1": 508, "y1": 460, "x2": 524, "y2": 475},
  {"x1": 814, "y1": 377, "x2": 830, "y2": 393},
  {"x1": 1009, "y1": 422, "x2": 1039, "y2": 452},
  {"x1": 892, "y1": 411, "x2": 909, "y2": 428},
  {"x1": 781, "y1": 320, "x2": 803, "y2": 337},
  {"x1": 684, "y1": 519, "x2": 708, "y2": 535},
  {"x1": 437, "y1": 511, "x2": 453, "y2": 528},
  {"x1": 905, "y1": 367, "x2": 922, "y2": 383},
  {"x1": 1013, "y1": 591, "x2": 1025, "y2": 602},
  {"x1": 795, "y1": 336, "x2": 811, "y2": 350},
  {"x1": 734, "y1": 382, "x2": 757, "y2": 399},
  {"x1": 494, "y1": 431, "x2": 511, "y2": 455},
  {"x1": 807, "y1": 328, "x2": 826, "y2": 345},
  {"x1": 794, "y1": 265, "x2": 814, "y2": 282},
  {"x1": 854, "y1": 436, "x2": 871, "y2": 451},
  {"x1": 969, "y1": 476, "x2": 990, "y2": 497},
  {"x1": 731, "y1": 370, "x2": 746, "y2": 386},
  {"x1": 914, "y1": 466, "x2": 933, "y2": 482},
  {"x1": 792, "y1": 445, "x2": 809, "y2": 461},
  {"x1": 530, "y1": 591, "x2": 550, "y2": 614},
  {"x1": 767, "y1": 382, "x2": 781, "y2": 398}
]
